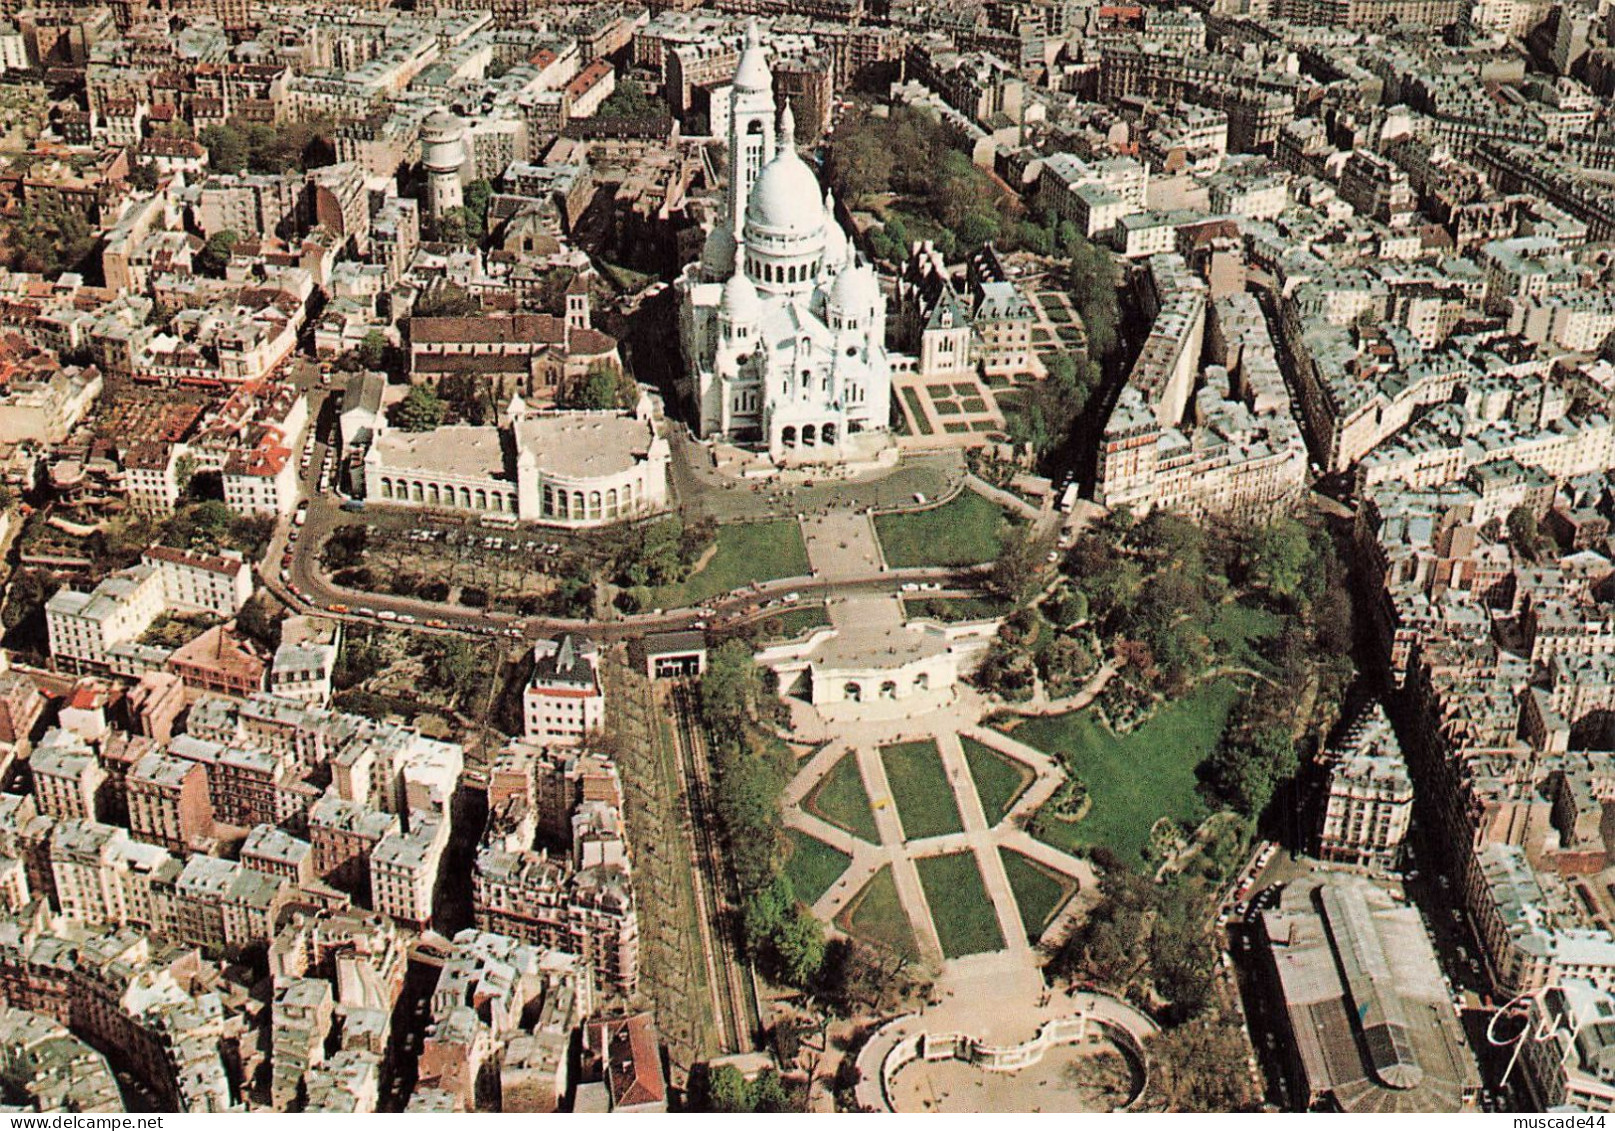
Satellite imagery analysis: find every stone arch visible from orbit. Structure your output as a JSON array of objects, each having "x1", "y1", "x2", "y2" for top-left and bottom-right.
[
  {"x1": 572, "y1": 490, "x2": 585, "y2": 519},
  {"x1": 412, "y1": 481, "x2": 424, "y2": 502},
  {"x1": 822, "y1": 422, "x2": 837, "y2": 446},
  {"x1": 459, "y1": 486, "x2": 473, "y2": 509},
  {"x1": 427, "y1": 483, "x2": 440, "y2": 505},
  {"x1": 606, "y1": 487, "x2": 619, "y2": 517},
  {"x1": 474, "y1": 488, "x2": 487, "y2": 510},
  {"x1": 589, "y1": 490, "x2": 602, "y2": 520},
  {"x1": 782, "y1": 425, "x2": 796, "y2": 448},
  {"x1": 802, "y1": 423, "x2": 817, "y2": 447},
  {"x1": 879, "y1": 680, "x2": 897, "y2": 699},
  {"x1": 844, "y1": 682, "x2": 862, "y2": 702}
]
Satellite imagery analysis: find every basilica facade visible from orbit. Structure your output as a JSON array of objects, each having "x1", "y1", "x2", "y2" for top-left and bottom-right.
[{"x1": 676, "y1": 23, "x2": 893, "y2": 464}]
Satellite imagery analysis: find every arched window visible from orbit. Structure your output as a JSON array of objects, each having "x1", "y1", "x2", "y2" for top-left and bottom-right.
[
  {"x1": 589, "y1": 491, "x2": 602, "y2": 520},
  {"x1": 802, "y1": 424, "x2": 817, "y2": 447},
  {"x1": 844, "y1": 682, "x2": 862, "y2": 702},
  {"x1": 606, "y1": 488, "x2": 619, "y2": 517},
  {"x1": 474, "y1": 488, "x2": 487, "y2": 511},
  {"x1": 782, "y1": 426, "x2": 796, "y2": 448},
  {"x1": 879, "y1": 681, "x2": 897, "y2": 699}
]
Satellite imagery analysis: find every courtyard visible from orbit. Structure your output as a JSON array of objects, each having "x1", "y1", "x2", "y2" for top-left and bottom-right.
[{"x1": 779, "y1": 692, "x2": 1094, "y2": 974}]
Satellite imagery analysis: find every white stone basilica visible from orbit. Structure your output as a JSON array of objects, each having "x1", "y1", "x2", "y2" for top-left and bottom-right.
[{"x1": 676, "y1": 23, "x2": 893, "y2": 465}]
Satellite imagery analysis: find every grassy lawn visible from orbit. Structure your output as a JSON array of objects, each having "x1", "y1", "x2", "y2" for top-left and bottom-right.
[
  {"x1": 1207, "y1": 599, "x2": 1282, "y2": 672},
  {"x1": 836, "y1": 864, "x2": 918, "y2": 959},
  {"x1": 803, "y1": 752, "x2": 880, "y2": 844},
  {"x1": 961, "y1": 735, "x2": 1033, "y2": 825},
  {"x1": 900, "y1": 386, "x2": 933, "y2": 435},
  {"x1": 915, "y1": 852, "x2": 1005, "y2": 958},
  {"x1": 961, "y1": 397, "x2": 988, "y2": 413},
  {"x1": 999, "y1": 678, "x2": 1241, "y2": 867},
  {"x1": 783, "y1": 828, "x2": 851, "y2": 906},
  {"x1": 654, "y1": 520, "x2": 808, "y2": 606},
  {"x1": 875, "y1": 489, "x2": 1008, "y2": 568},
  {"x1": 762, "y1": 603, "x2": 831, "y2": 641},
  {"x1": 999, "y1": 848, "x2": 1079, "y2": 941},
  {"x1": 880, "y1": 739, "x2": 963, "y2": 840},
  {"x1": 932, "y1": 398, "x2": 963, "y2": 416}
]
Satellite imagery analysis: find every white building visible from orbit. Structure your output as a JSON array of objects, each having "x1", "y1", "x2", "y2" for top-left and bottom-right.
[
  {"x1": 45, "y1": 566, "x2": 168, "y2": 672},
  {"x1": 223, "y1": 442, "x2": 298, "y2": 517},
  {"x1": 677, "y1": 22, "x2": 893, "y2": 466},
  {"x1": 522, "y1": 634, "x2": 604, "y2": 746},
  {"x1": 362, "y1": 398, "x2": 669, "y2": 527},
  {"x1": 370, "y1": 814, "x2": 448, "y2": 928},
  {"x1": 141, "y1": 547, "x2": 254, "y2": 617},
  {"x1": 46, "y1": 546, "x2": 258, "y2": 671},
  {"x1": 271, "y1": 616, "x2": 342, "y2": 706}
]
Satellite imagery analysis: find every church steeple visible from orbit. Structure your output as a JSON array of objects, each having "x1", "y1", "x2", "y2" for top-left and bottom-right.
[{"x1": 725, "y1": 20, "x2": 776, "y2": 237}]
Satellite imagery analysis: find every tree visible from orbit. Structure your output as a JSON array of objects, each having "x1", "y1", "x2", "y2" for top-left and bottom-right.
[
  {"x1": 128, "y1": 163, "x2": 160, "y2": 192},
  {"x1": 560, "y1": 363, "x2": 637, "y2": 411},
  {"x1": 199, "y1": 123, "x2": 248, "y2": 173},
  {"x1": 6, "y1": 198, "x2": 95, "y2": 276},
  {"x1": 986, "y1": 525, "x2": 1053, "y2": 602},
  {"x1": 413, "y1": 283, "x2": 478, "y2": 318},
  {"x1": 597, "y1": 78, "x2": 661, "y2": 120},
  {"x1": 1241, "y1": 517, "x2": 1311, "y2": 603},
  {"x1": 355, "y1": 329, "x2": 388, "y2": 372},
  {"x1": 1, "y1": 568, "x2": 52, "y2": 634},
  {"x1": 1149, "y1": 1015, "x2": 1260, "y2": 1112},
  {"x1": 235, "y1": 591, "x2": 282, "y2": 652},
  {"x1": 1507, "y1": 505, "x2": 1540, "y2": 559},
  {"x1": 701, "y1": 1065, "x2": 753, "y2": 1113},
  {"x1": 394, "y1": 385, "x2": 445, "y2": 432},
  {"x1": 463, "y1": 178, "x2": 493, "y2": 242},
  {"x1": 196, "y1": 230, "x2": 239, "y2": 278}
]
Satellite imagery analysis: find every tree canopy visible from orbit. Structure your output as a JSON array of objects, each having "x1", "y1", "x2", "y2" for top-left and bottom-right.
[{"x1": 394, "y1": 385, "x2": 445, "y2": 432}]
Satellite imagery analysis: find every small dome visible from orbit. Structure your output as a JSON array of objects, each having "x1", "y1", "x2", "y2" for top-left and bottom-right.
[
  {"x1": 734, "y1": 20, "x2": 770, "y2": 92},
  {"x1": 420, "y1": 107, "x2": 463, "y2": 143},
  {"x1": 701, "y1": 223, "x2": 736, "y2": 278},
  {"x1": 720, "y1": 267, "x2": 761, "y2": 322},
  {"x1": 829, "y1": 261, "x2": 879, "y2": 314}
]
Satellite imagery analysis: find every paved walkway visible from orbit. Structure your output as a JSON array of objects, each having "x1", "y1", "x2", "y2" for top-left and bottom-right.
[{"x1": 802, "y1": 510, "x2": 886, "y2": 582}]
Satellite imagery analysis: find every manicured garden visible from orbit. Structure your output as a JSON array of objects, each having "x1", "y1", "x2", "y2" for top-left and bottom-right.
[
  {"x1": 803, "y1": 752, "x2": 880, "y2": 844},
  {"x1": 999, "y1": 847, "x2": 1078, "y2": 941},
  {"x1": 783, "y1": 828, "x2": 851, "y2": 906},
  {"x1": 835, "y1": 864, "x2": 918, "y2": 959},
  {"x1": 902, "y1": 594, "x2": 1010, "y2": 623},
  {"x1": 961, "y1": 735, "x2": 1033, "y2": 825},
  {"x1": 915, "y1": 851, "x2": 1005, "y2": 958},
  {"x1": 999, "y1": 678, "x2": 1242, "y2": 867},
  {"x1": 762, "y1": 603, "x2": 831, "y2": 641},
  {"x1": 880, "y1": 739, "x2": 963, "y2": 840},
  {"x1": 900, "y1": 386, "x2": 933, "y2": 435},
  {"x1": 654, "y1": 520, "x2": 808, "y2": 606},
  {"x1": 874, "y1": 489, "x2": 1008, "y2": 568}
]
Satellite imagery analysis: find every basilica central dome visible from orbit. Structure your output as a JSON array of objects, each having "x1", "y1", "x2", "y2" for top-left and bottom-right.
[{"x1": 743, "y1": 105, "x2": 825, "y2": 239}]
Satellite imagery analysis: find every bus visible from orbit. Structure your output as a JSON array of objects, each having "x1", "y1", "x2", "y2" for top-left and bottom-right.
[{"x1": 478, "y1": 512, "x2": 519, "y2": 529}]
